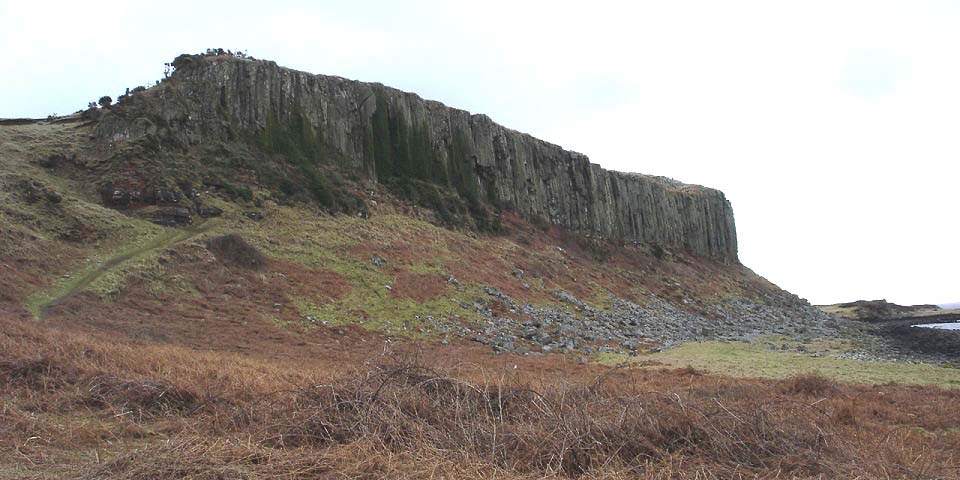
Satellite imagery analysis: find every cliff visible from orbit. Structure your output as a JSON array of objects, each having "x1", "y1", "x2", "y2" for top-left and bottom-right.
[{"x1": 96, "y1": 54, "x2": 738, "y2": 261}]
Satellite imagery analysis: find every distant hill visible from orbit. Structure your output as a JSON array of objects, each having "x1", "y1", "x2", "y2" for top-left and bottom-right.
[
  {"x1": 940, "y1": 302, "x2": 960, "y2": 310},
  {"x1": 818, "y1": 299, "x2": 942, "y2": 321}
]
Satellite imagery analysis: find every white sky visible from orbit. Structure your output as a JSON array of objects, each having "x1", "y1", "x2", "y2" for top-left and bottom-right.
[{"x1": 1, "y1": 0, "x2": 957, "y2": 305}]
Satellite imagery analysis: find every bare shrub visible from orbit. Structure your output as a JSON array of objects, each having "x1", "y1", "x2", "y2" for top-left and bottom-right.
[
  {"x1": 783, "y1": 373, "x2": 837, "y2": 396},
  {"x1": 833, "y1": 402, "x2": 858, "y2": 426},
  {"x1": 84, "y1": 375, "x2": 202, "y2": 419},
  {"x1": 677, "y1": 364, "x2": 705, "y2": 376},
  {"x1": 0, "y1": 357, "x2": 79, "y2": 389},
  {"x1": 247, "y1": 359, "x2": 833, "y2": 477}
]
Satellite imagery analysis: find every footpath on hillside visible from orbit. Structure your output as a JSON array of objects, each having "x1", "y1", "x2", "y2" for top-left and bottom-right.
[{"x1": 26, "y1": 220, "x2": 217, "y2": 319}]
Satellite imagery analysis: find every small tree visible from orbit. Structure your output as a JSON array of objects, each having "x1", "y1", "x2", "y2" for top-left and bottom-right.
[{"x1": 98, "y1": 96, "x2": 113, "y2": 109}]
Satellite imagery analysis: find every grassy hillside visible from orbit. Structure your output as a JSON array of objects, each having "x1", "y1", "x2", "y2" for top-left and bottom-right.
[
  {"x1": 1, "y1": 121, "x2": 791, "y2": 343},
  {"x1": 3, "y1": 120, "x2": 960, "y2": 478}
]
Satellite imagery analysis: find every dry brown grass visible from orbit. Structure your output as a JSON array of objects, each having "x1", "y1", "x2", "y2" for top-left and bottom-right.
[
  {"x1": 206, "y1": 233, "x2": 266, "y2": 270},
  {"x1": 782, "y1": 373, "x2": 838, "y2": 396},
  {"x1": 389, "y1": 271, "x2": 448, "y2": 302},
  {"x1": 2, "y1": 315, "x2": 959, "y2": 479}
]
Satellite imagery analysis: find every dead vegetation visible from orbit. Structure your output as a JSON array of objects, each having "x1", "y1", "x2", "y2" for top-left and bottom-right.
[
  {"x1": 2, "y1": 316, "x2": 959, "y2": 479},
  {"x1": 206, "y1": 233, "x2": 266, "y2": 269},
  {"x1": 257, "y1": 363, "x2": 836, "y2": 477},
  {"x1": 782, "y1": 373, "x2": 838, "y2": 396}
]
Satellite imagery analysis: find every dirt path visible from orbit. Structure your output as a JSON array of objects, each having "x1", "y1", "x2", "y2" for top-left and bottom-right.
[{"x1": 27, "y1": 220, "x2": 217, "y2": 319}]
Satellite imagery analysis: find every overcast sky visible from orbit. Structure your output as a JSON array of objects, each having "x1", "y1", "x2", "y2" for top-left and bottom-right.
[{"x1": 2, "y1": 0, "x2": 957, "y2": 305}]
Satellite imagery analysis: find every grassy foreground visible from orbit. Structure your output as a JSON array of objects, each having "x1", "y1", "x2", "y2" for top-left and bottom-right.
[{"x1": 3, "y1": 315, "x2": 960, "y2": 479}]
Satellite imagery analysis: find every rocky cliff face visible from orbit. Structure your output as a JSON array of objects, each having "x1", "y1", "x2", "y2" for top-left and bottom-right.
[{"x1": 97, "y1": 54, "x2": 738, "y2": 261}]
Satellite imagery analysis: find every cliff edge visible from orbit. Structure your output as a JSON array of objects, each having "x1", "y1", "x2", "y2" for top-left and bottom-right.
[{"x1": 95, "y1": 53, "x2": 738, "y2": 261}]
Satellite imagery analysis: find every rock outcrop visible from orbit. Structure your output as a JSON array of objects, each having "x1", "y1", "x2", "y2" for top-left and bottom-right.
[{"x1": 97, "y1": 54, "x2": 738, "y2": 261}]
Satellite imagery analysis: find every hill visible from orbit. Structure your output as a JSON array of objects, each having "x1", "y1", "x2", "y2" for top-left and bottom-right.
[
  {"x1": 2, "y1": 51, "x2": 833, "y2": 355},
  {"x1": 818, "y1": 299, "x2": 943, "y2": 322},
  {"x1": 2, "y1": 51, "x2": 960, "y2": 478}
]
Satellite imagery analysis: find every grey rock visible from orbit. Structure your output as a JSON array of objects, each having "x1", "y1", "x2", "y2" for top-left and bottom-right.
[
  {"x1": 552, "y1": 290, "x2": 585, "y2": 308},
  {"x1": 196, "y1": 205, "x2": 223, "y2": 218},
  {"x1": 484, "y1": 287, "x2": 512, "y2": 303},
  {"x1": 152, "y1": 206, "x2": 192, "y2": 226}
]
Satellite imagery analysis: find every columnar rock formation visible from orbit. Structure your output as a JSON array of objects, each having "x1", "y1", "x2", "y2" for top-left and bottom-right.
[{"x1": 97, "y1": 54, "x2": 738, "y2": 262}]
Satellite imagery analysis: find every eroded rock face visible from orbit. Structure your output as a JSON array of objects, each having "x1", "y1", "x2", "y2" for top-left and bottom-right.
[{"x1": 97, "y1": 55, "x2": 738, "y2": 261}]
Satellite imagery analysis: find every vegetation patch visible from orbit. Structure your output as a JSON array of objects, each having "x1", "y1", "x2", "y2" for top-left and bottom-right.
[
  {"x1": 25, "y1": 220, "x2": 217, "y2": 317},
  {"x1": 783, "y1": 373, "x2": 839, "y2": 396},
  {"x1": 254, "y1": 108, "x2": 366, "y2": 215},
  {"x1": 206, "y1": 234, "x2": 265, "y2": 270},
  {"x1": 390, "y1": 271, "x2": 450, "y2": 302},
  {"x1": 364, "y1": 92, "x2": 503, "y2": 234},
  {"x1": 292, "y1": 274, "x2": 481, "y2": 336},
  {"x1": 599, "y1": 340, "x2": 960, "y2": 389}
]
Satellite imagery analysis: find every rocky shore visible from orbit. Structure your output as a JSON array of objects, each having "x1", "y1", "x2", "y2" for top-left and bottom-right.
[{"x1": 453, "y1": 286, "x2": 842, "y2": 356}]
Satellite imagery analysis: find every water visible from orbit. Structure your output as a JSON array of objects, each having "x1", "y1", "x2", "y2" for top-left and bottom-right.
[{"x1": 912, "y1": 323, "x2": 960, "y2": 330}]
